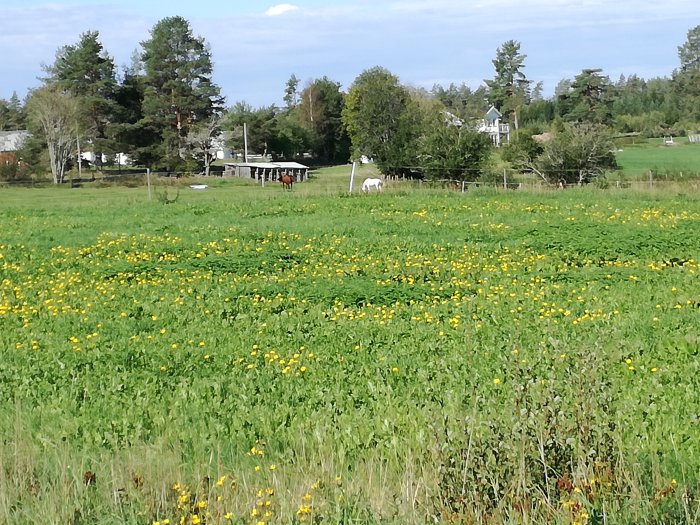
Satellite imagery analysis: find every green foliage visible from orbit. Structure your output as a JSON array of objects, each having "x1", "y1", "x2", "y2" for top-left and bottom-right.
[
  {"x1": 560, "y1": 69, "x2": 614, "y2": 125},
  {"x1": 419, "y1": 113, "x2": 492, "y2": 181},
  {"x1": 43, "y1": 31, "x2": 118, "y2": 167},
  {"x1": 485, "y1": 40, "x2": 531, "y2": 126},
  {"x1": 678, "y1": 24, "x2": 700, "y2": 71},
  {"x1": 297, "y1": 77, "x2": 350, "y2": 163},
  {"x1": 430, "y1": 83, "x2": 489, "y2": 122},
  {"x1": 343, "y1": 66, "x2": 422, "y2": 175},
  {"x1": 283, "y1": 73, "x2": 300, "y2": 107},
  {"x1": 536, "y1": 122, "x2": 618, "y2": 184},
  {"x1": 138, "y1": 16, "x2": 224, "y2": 170},
  {"x1": 0, "y1": 92, "x2": 26, "y2": 131},
  {"x1": 500, "y1": 128, "x2": 544, "y2": 167}
]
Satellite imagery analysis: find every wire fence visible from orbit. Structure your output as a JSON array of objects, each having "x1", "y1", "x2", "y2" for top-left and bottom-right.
[{"x1": 1, "y1": 168, "x2": 700, "y2": 195}]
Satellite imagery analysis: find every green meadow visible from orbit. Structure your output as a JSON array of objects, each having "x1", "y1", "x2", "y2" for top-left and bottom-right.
[
  {"x1": 1, "y1": 176, "x2": 699, "y2": 525},
  {"x1": 615, "y1": 138, "x2": 700, "y2": 179}
]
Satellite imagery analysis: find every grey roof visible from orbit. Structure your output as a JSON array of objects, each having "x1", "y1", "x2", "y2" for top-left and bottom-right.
[
  {"x1": 0, "y1": 130, "x2": 30, "y2": 152},
  {"x1": 274, "y1": 162, "x2": 309, "y2": 169},
  {"x1": 225, "y1": 161, "x2": 308, "y2": 169}
]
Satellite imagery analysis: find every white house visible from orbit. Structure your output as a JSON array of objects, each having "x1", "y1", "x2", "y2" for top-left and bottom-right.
[{"x1": 477, "y1": 106, "x2": 510, "y2": 147}]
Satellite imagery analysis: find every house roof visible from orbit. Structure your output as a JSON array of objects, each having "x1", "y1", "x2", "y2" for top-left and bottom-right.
[
  {"x1": 225, "y1": 161, "x2": 308, "y2": 169},
  {"x1": 485, "y1": 106, "x2": 502, "y2": 120},
  {"x1": 0, "y1": 130, "x2": 30, "y2": 152}
]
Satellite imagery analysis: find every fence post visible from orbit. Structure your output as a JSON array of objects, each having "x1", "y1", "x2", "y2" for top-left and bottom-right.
[
  {"x1": 503, "y1": 168, "x2": 507, "y2": 190},
  {"x1": 348, "y1": 162, "x2": 356, "y2": 193},
  {"x1": 649, "y1": 170, "x2": 653, "y2": 190},
  {"x1": 146, "y1": 168, "x2": 152, "y2": 201}
]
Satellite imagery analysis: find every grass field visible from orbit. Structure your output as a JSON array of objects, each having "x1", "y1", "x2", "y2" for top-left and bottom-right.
[
  {"x1": 615, "y1": 138, "x2": 700, "y2": 179},
  {"x1": 1, "y1": 176, "x2": 699, "y2": 525}
]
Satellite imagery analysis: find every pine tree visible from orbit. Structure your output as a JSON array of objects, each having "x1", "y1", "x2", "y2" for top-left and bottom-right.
[
  {"x1": 44, "y1": 31, "x2": 117, "y2": 168},
  {"x1": 139, "y1": 16, "x2": 224, "y2": 170},
  {"x1": 485, "y1": 40, "x2": 530, "y2": 129}
]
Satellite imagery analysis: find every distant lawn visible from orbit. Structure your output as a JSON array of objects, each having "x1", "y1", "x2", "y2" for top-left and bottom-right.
[{"x1": 615, "y1": 137, "x2": 700, "y2": 179}]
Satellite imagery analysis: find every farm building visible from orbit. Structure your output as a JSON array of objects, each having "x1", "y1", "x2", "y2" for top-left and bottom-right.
[
  {"x1": 0, "y1": 130, "x2": 29, "y2": 153},
  {"x1": 224, "y1": 161, "x2": 309, "y2": 183},
  {"x1": 0, "y1": 130, "x2": 30, "y2": 168}
]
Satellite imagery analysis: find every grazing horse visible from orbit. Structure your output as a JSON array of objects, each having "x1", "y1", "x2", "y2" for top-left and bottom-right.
[
  {"x1": 279, "y1": 173, "x2": 294, "y2": 191},
  {"x1": 361, "y1": 177, "x2": 383, "y2": 193}
]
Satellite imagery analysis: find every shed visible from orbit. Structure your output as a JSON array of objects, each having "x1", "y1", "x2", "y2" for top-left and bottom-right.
[
  {"x1": 274, "y1": 162, "x2": 309, "y2": 182},
  {"x1": 224, "y1": 161, "x2": 309, "y2": 183}
]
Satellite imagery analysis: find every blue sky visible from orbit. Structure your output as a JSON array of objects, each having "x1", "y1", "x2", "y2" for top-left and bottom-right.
[{"x1": 1, "y1": 1, "x2": 698, "y2": 107}]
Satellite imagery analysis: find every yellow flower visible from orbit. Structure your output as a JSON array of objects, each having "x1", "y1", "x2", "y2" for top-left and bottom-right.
[{"x1": 493, "y1": 378, "x2": 501, "y2": 385}]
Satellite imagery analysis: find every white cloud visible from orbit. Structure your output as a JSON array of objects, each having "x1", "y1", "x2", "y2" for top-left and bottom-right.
[{"x1": 265, "y1": 3, "x2": 300, "y2": 16}]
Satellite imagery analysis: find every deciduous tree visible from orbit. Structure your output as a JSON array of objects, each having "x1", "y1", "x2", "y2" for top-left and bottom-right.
[
  {"x1": 184, "y1": 115, "x2": 222, "y2": 176},
  {"x1": 418, "y1": 110, "x2": 492, "y2": 181},
  {"x1": 26, "y1": 86, "x2": 81, "y2": 184},
  {"x1": 298, "y1": 77, "x2": 350, "y2": 163},
  {"x1": 343, "y1": 67, "x2": 421, "y2": 176},
  {"x1": 533, "y1": 123, "x2": 617, "y2": 185}
]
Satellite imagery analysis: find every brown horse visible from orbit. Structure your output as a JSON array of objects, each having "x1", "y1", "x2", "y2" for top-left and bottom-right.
[{"x1": 279, "y1": 174, "x2": 294, "y2": 191}]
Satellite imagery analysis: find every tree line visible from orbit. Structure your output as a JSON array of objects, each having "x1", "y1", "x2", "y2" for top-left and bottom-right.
[{"x1": 1, "y1": 19, "x2": 698, "y2": 186}]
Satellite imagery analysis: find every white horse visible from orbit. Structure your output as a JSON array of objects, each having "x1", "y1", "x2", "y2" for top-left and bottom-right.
[{"x1": 361, "y1": 177, "x2": 383, "y2": 193}]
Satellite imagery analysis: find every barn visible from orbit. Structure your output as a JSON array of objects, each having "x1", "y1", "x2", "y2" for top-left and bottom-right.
[
  {"x1": 0, "y1": 130, "x2": 30, "y2": 154},
  {"x1": 224, "y1": 161, "x2": 309, "y2": 183}
]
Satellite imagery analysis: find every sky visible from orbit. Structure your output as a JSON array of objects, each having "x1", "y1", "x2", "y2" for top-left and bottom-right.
[{"x1": 1, "y1": 0, "x2": 699, "y2": 107}]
